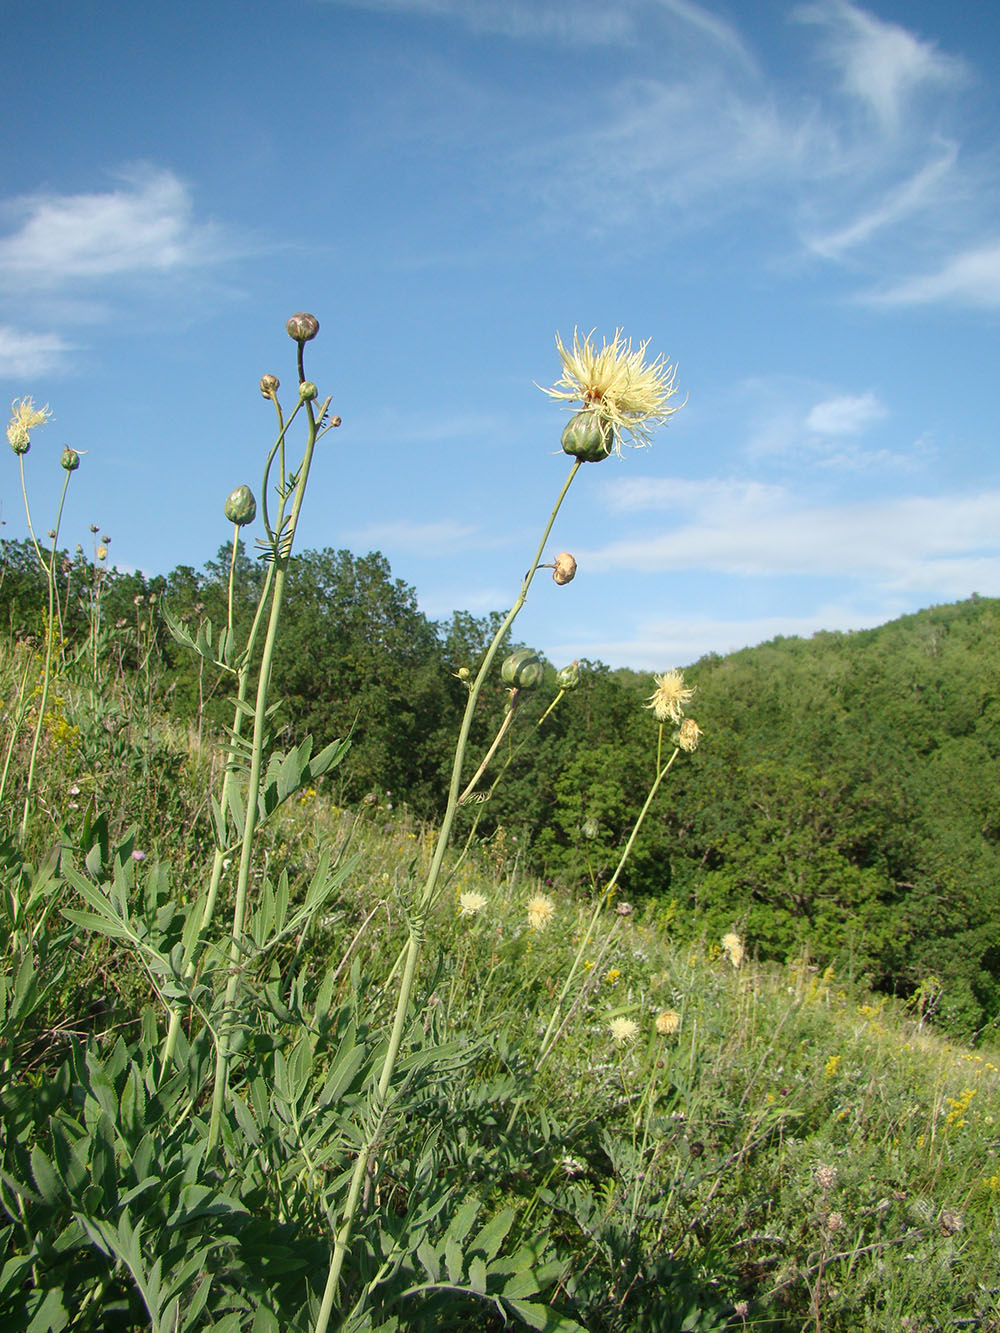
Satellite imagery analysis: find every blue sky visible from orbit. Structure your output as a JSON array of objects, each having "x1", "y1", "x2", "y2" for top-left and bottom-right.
[{"x1": 2, "y1": 0, "x2": 999, "y2": 670}]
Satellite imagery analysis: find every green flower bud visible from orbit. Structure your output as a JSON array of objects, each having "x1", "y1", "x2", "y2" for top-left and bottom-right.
[
  {"x1": 582, "y1": 817, "x2": 600, "y2": 840},
  {"x1": 60, "y1": 447, "x2": 80, "y2": 471},
  {"x1": 556, "y1": 660, "x2": 581, "y2": 690},
  {"x1": 501, "y1": 648, "x2": 544, "y2": 689},
  {"x1": 224, "y1": 484, "x2": 257, "y2": 527},
  {"x1": 259, "y1": 373, "x2": 279, "y2": 399},
  {"x1": 560, "y1": 409, "x2": 614, "y2": 462},
  {"x1": 299, "y1": 381, "x2": 319, "y2": 401},
  {"x1": 286, "y1": 312, "x2": 320, "y2": 342}
]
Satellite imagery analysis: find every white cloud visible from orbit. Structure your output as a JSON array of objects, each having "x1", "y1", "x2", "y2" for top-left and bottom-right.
[
  {"x1": 0, "y1": 167, "x2": 228, "y2": 287},
  {"x1": 794, "y1": 1, "x2": 965, "y2": 132},
  {"x1": 805, "y1": 391, "x2": 886, "y2": 435},
  {"x1": 805, "y1": 140, "x2": 958, "y2": 258},
  {"x1": 866, "y1": 240, "x2": 1000, "y2": 308},
  {"x1": 585, "y1": 486, "x2": 1000, "y2": 594},
  {"x1": 0, "y1": 325, "x2": 73, "y2": 378}
]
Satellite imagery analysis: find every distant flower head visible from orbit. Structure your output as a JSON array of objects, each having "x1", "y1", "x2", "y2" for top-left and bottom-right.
[
  {"x1": 527, "y1": 894, "x2": 555, "y2": 930},
  {"x1": 458, "y1": 890, "x2": 487, "y2": 918},
  {"x1": 541, "y1": 328, "x2": 681, "y2": 455},
  {"x1": 646, "y1": 669, "x2": 694, "y2": 724},
  {"x1": 609, "y1": 1016, "x2": 639, "y2": 1045},
  {"x1": 677, "y1": 718, "x2": 703, "y2": 752},
  {"x1": 7, "y1": 397, "x2": 51, "y2": 454},
  {"x1": 814, "y1": 1164, "x2": 838, "y2": 1192},
  {"x1": 131, "y1": 850, "x2": 146, "y2": 863},
  {"x1": 656, "y1": 1009, "x2": 681, "y2": 1035},
  {"x1": 721, "y1": 932, "x2": 745, "y2": 968}
]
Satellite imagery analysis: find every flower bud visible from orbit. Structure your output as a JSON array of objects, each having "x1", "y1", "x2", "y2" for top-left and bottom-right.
[
  {"x1": 501, "y1": 648, "x2": 544, "y2": 689},
  {"x1": 582, "y1": 817, "x2": 599, "y2": 840},
  {"x1": 60, "y1": 447, "x2": 80, "y2": 471},
  {"x1": 224, "y1": 484, "x2": 257, "y2": 527},
  {"x1": 259, "y1": 373, "x2": 279, "y2": 399},
  {"x1": 286, "y1": 312, "x2": 320, "y2": 342},
  {"x1": 8, "y1": 426, "x2": 30, "y2": 455},
  {"x1": 561, "y1": 409, "x2": 613, "y2": 462},
  {"x1": 556, "y1": 660, "x2": 581, "y2": 690},
  {"x1": 90, "y1": 524, "x2": 99, "y2": 533},
  {"x1": 299, "y1": 381, "x2": 318, "y2": 401},
  {"x1": 552, "y1": 552, "x2": 577, "y2": 585}
]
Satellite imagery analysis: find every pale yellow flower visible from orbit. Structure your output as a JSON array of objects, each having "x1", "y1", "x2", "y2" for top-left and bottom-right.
[
  {"x1": 677, "y1": 718, "x2": 703, "y2": 752},
  {"x1": 656, "y1": 1009, "x2": 681, "y2": 1035},
  {"x1": 609, "y1": 1016, "x2": 639, "y2": 1045},
  {"x1": 527, "y1": 894, "x2": 555, "y2": 930},
  {"x1": 646, "y1": 669, "x2": 694, "y2": 724},
  {"x1": 541, "y1": 328, "x2": 681, "y2": 454},
  {"x1": 721, "y1": 932, "x2": 745, "y2": 968},
  {"x1": 458, "y1": 890, "x2": 487, "y2": 918},
  {"x1": 7, "y1": 397, "x2": 52, "y2": 454}
]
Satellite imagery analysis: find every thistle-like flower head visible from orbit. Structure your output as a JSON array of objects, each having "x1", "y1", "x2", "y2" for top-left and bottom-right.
[
  {"x1": 458, "y1": 891, "x2": 487, "y2": 918},
  {"x1": 7, "y1": 397, "x2": 52, "y2": 454},
  {"x1": 541, "y1": 328, "x2": 681, "y2": 455},
  {"x1": 527, "y1": 894, "x2": 555, "y2": 930},
  {"x1": 609, "y1": 1016, "x2": 639, "y2": 1045},
  {"x1": 646, "y1": 669, "x2": 694, "y2": 724}
]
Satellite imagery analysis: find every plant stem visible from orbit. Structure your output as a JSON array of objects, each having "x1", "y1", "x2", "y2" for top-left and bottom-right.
[
  {"x1": 312, "y1": 457, "x2": 583, "y2": 1333},
  {"x1": 206, "y1": 394, "x2": 324, "y2": 1154},
  {"x1": 19, "y1": 463, "x2": 72, "y2": 840}
]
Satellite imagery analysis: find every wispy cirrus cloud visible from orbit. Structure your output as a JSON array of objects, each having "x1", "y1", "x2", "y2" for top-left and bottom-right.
[
  {"x1": 793, "y1": 0, "x2": 965, "y2": 132},
  {"x1": 864, "y1": 239, "x2": 1000, "y2": 308},
  {"x1": 0, "y1": 325, "x2": 74, "y2": 377},
  {"x1": 0, "y1": 166, "x2": 233, "y2": 288}
]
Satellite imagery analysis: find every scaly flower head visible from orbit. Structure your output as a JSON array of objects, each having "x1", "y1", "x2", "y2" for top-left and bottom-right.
[
  {"x1": 609, "y1": 1016, "x2": 639, "y2": 1045},
  {"x1": 527, "y1": 894, "x2": 555, "y2": 930},
  {"x1": 7, "y1": 397, "x2": 52, "y2": 454},
  {"x1": 656, "y1": 1009, "x2": 681, "y2": 1035},
  {"x1": 458, "y1": 890, "x2": 487, "y2": 918},
  {"x1": 646, "y1": 669, "x2": 694, "y2": 724},
  {"x1": 541, "y1": 328, "x2": 681, "y2": 455}
]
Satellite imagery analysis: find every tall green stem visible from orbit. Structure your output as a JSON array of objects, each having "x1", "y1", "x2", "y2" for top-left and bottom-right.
[
  {"x1": 19, "y1": 463, "x2": 72, "y2": 840},
  {"x1": 206, "y1": 395, "x2": 323, "y2": 1153},
  {"x1": 535, "y1": 737, "x2": 680, "y2": 1069},
  {"x1": 312, "y1": 458, "x2": 583, "y2": 1333}
]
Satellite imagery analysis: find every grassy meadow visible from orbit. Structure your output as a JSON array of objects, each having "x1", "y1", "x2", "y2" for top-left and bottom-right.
[{"x1": 2, "y1": 319, "x2": 1000, "y2": 1332}]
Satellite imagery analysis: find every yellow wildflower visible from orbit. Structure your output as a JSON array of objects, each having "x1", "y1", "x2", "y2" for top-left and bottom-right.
[
  {"x1": 541, "y1": 327, "x2": 681, "y2": 453},
  {"x1": 527, "y1": 894, "x2": 555, "y2": 930},
  {"x1": 458, "y1": 891, "x2": 487, "y2": 918},
  {"x1": 7, "y1": 396, "x2": 51, "y2": 454},
  {"x1": 604, "y1": 968, "x2": 621, "y2": 986},
  {"x1": 609, "y1": 1016, "x2": 639, "y2": 1045},
  {"x1": 677, "y1": 718, "x2": 703, "y2": 752},
  {"x1": 721, "y1": 932, "x2": 745, "y2": 968},
  {"x1": 646, "y1": 669, "x2": 694, "y2": 724},
  {"x1": 656, "y1": 1009, "x2": 681, "y2": 1035}
]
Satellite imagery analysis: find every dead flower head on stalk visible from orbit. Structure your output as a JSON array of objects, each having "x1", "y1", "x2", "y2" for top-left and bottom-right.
[{"x1": 541, "y1": 327, "x2": 682, "y2": 459}]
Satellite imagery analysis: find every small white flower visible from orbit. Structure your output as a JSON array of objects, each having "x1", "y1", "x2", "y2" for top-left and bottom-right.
[
  {"x1": 458, "y1": 891, "x2": 487, "y2": 918},
  {"x1": 609, "y1": 1016, "x2": 639, "y2": 1045}
]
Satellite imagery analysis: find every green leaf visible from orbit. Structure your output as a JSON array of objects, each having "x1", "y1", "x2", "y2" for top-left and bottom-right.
[
  {"x1": 504, "y1": 1298, "x2": 585, "y2": 1332},
  {"x1": 469, "y1": 1207, "x2": 515, "y2": 1263},
  {"x1": 29, "y1": 1146, "x2": 62, "y2": 1206}
]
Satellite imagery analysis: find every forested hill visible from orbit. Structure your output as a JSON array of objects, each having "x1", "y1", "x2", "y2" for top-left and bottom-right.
[
  {"x1": 2, "y1": 534, "x2": 999, "y2": 1034},
  {"x1": 666, "y1": 596, "x2": 1000, "y2": 1036}
]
